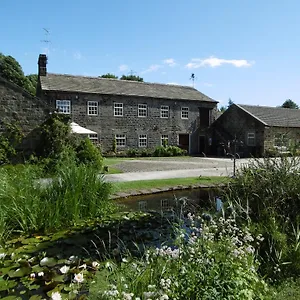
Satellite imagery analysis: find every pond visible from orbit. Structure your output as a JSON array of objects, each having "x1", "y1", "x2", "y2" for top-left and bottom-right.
[
  {"x1": 116, "y1": 187, "x2": 221, "y2": 214},
  {"x1": 0, "y1": 187, "x2": 223, "y2": 299}
]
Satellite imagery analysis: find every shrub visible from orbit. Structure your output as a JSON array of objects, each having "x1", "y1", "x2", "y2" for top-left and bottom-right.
[
  {"x1": 75, "y1": 138, "x2": 103, "y2": 169},
  {"x1": 153, "y1": 145, "x2": 186, "y2": 157},
  {"x1": 126, "y1": 148, "x2": 139, "y2": 157},
  {"x1": 221, "y1": 156, "x2": 300, "y2": 279}
]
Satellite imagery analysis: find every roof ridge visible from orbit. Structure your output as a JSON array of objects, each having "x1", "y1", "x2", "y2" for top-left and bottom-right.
[
  {"x1": 47, "y1": 73, "x2": 196, "y2": 90},
  {"x1": 238, "y1": 103, "x2": 299, "y2": 111}
]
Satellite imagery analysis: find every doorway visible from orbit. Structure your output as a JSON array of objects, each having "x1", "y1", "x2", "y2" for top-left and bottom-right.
[
  {"x1": 199, "y1": 136, "x2": 206, "y2": 154},
  {"x1": 179, "y1": 134, "x2": 189, "y2": 152}
]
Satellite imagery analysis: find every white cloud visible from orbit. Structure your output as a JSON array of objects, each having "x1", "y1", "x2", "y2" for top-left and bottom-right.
[
  {"x1": 141, "y1": 64, "x2": 161, "y2": 74},
  {"x1": 119, "y1": 64, "x2": 129, "y2": 72},
  {"x1": 186, "y1": 56, "x2": 253, "y2": 69},
  {"x1": 163, "y1": 58, "x2": 177, "y2": 67},
  {"x1": 73, "y1": 51, "x2": 83, "y2": 60}
]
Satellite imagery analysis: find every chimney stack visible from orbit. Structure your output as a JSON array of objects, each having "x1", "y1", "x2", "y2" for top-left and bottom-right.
[{"x1": 38, "y1": 54, "x2": 47, "y2": 76}]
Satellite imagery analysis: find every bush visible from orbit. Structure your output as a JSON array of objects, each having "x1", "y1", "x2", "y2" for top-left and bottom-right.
[
  {"x1": 126, "y1": 148, "x2": 139, "y2": 157},
  {"x1": 222, "y1": 156, "x2": 300, "y2": 279},
  {"x1": 75, "y1": 138, "x2": 103, "y2": 169},
  {"x1": 153, "y1": 145, "x2": 186, "y2": 157}
]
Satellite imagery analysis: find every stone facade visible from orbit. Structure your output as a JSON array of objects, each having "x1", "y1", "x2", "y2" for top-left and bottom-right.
[
  {"x1": 41, "y1": 90, "x2": 216, "y2": 154},
  {"x1": 0, "y1": 77, "x2": 50, "y2": 152}
]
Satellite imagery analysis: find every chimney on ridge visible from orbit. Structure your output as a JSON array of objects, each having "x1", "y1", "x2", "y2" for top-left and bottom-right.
[{"x1": 38, "y1": 54, "x2": 47, "y2": 76}]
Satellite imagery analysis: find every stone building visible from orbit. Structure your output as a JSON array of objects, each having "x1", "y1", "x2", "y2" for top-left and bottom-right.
[
  {"x1": 37, "y1": 54, "x2": 218, "y2": 154},
  {"x1": 210, "y1": 103, "x2": 300, "y2": 157},
  {"x1": 0, "y1": 75, "x2": 50, "y2": 152}
]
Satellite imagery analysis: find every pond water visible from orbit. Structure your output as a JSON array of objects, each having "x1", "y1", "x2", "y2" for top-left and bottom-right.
[{"x1": 116, "y1": 187, "x2": 221, "y2": 214}]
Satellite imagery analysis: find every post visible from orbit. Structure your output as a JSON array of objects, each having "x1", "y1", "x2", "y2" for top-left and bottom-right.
[{"x1": 233, "y1": 134, "x2": 237, "y2": 177}]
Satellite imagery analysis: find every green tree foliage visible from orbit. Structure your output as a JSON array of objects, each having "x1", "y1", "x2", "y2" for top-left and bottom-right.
[
  {"x1": 281, "y1": 99, "x2": 298, "y2": 109},
  {"x1": 228, "y1": 97, "x2": 234, "y2": 107},
  {"x1": 120, "y1": 74, "x2": 144, "y2": 82},
  {"x1": 100, "y1": 73, "x2": 118, "y2": 79},
  {"x1": 0, "y1": 53, "x2": 37, "y2": 95},
  {"x1": 26, "y1": 74, "x2": 38, "y2": 95}
]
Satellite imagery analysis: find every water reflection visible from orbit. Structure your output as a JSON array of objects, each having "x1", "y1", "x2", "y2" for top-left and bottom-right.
[{"x1": 116, "y1": 187, "x2": 219, "y2": 213}]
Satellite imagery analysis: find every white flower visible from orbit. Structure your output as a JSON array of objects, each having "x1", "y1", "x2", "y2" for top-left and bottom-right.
[
  {"x1": 51, "y1": 291, "x2": 62, "y2": 300},
  {"x1": 92, "y1": 261, "x2": 100, "y2": 268},
  {"x1": 30, "y1": 273, "x2": 35, "y2": 278},
  {"x1": 0, "y1": 253, "x2": 6, "y2": 259},
  {"x1": 59, "y1": 265, "x2": 70, "y2": 274},
  {"x1": 74, "y1": 272, "x2": 84, "y2": 283},
  {"x1": 38, "y1": 271, "x2": 44, "y2": 277}
]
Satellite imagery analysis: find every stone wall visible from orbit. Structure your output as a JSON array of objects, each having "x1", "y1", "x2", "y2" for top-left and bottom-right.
[
  {"x1": 0, "y1": 77, "x2": 50, "y2": 151},
  {"x1": 42, "y1": 90, "x2": 216, "y2": 154},
  {"x1": 264, "y1": 126, "x2": 300, "y2": 153}
]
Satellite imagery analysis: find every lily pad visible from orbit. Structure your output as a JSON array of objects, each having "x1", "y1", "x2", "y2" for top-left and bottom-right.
[
  {"x1": 8, "y1": 267, "x2": 31, "y2": 278},
  {"x1": 40, "y1": 257, "x2": 57, "y2": 267}
]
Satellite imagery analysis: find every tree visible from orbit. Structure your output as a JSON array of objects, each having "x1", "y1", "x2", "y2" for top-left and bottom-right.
[
  {"x1": 281, "y1": 99, "x2": 298, "y2": 109},
  {"x1": 26, "y1": 74, "x2": 38, "y2": 95},
  {"x1": 100, "y1": 73, "x2": 118, "y2": 79},
  {"x1": 120, "y1": 74, "x2": 143, "y2": 82},
  {"x1": 228, "y1": 98, "x2": 234, "y2": 107},
  {"x1": 0, "y1": 53, "x2": 37, "y2": 95}
]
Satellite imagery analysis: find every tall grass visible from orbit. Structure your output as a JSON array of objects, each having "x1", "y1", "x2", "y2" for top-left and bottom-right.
[{"x1": 0, "y1": 160, "x2": 114, "y2": 243}]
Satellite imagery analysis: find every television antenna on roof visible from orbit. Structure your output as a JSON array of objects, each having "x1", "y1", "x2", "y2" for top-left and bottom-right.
[
  {"x1": 41, "y1": 28, "x2": 51, "y2": 55},
  {"x1": 190, "y1": 73, "x2": 197, "y2": 87}
]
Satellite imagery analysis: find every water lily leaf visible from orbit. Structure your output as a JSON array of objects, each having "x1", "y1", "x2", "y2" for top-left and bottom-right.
[
  {"x1": 53, "y1": 274, "x2": 65, "y2": 282},
  {"x1": 28, "y1": 283, "x2": 40, "y2": 290},
  {"x1": 40, "y1": 257, "x2": 57, "y2": 267},
  {"x1": 8, "y1": 267, "x2": 31, "y2": 278},
  {"x1": 2, "y1": 296, "x2": 22, "y2": 300},
  {"x1": 31, "y1": 264, "x2": 44, "y2": 273},
  {"x1": 0, "y1": 278, "x2": 17, "y2": 291}
]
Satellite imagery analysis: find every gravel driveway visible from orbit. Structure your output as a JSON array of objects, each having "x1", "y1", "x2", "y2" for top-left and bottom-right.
[{"x1": 113, "y1": 157, "x2": 242, "y2": 173}]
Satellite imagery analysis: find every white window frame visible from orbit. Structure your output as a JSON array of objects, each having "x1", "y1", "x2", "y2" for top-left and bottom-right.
[
  {"x1": 115, "y1": 134, "x2": 126, "y2": 147},
  {"x1": 181, "y1": 107, "x2": 189, "y2": 119},
  {"x1": 139, "y1": 134, "x2": 147, "y2": 148},
  {"x1": 161, "y1": 199, "x2": 171, "y2": 210},
  {"x1": 138, "y1": 201, "x2": 147, "y2": 211},
  {"x1": 247, "y1": 132, "x2": 255, "y2": 146},
  {"x1": 88, "y1": 133, "x2": 98, "y2": 144},
  {"x1": 114, "y1": 103, "x2": 123, "y2": 117},
  {"x1": 87, "y1": 101, "x2": 98, "y2": 116},
  {"x1": 161, "y1": 134, "x2": 169, "y2": 146},
  {"x1": 56, "y1": 100, "x2": 71, "y2": 114},
  {"x1": 138, "y1": 104, "x2": 147, "y2": 117},
  {"x1": 160, "y1": 105, "x2": 169, "y2": 118}
]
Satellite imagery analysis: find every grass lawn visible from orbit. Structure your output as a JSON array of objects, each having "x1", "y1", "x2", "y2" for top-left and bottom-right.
[{"x1": 112, "y1": 176, "x2": 230, "y2": 193}]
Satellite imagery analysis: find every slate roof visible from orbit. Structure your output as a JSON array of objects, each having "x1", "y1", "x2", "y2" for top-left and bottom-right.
[
  {"x1": 237, "y1": 104, "x2": 300, "y2": 128},
  {"x1": 40, "y1": 73, "x2": 217, "y2": 102}
]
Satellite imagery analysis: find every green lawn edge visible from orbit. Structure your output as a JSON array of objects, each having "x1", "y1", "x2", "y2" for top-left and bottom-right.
[{"x1": 111, "y1": 176, "x2": 230, "y2": 194}]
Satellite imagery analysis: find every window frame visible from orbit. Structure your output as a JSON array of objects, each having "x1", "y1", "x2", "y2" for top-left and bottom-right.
[
  {"x1": 87, "y1": 101, "x2": 98, "y2": 116},
  {"x1": 160, "y1": 105, "x2": 169, "y2": 118},
  {"x1": 56, "y1": 100, "x2": 71, "y2": 114},
  {"x1": 114, "y1": 103, "x2": 123, "y2": 117},
  {"x1": 88, "y1": 133, "x2": 98, "y2": 144},
  {"x1": 115, "y1": 134, "x2": 126, "y2": 147},
  {"x1": 161, "y1": 134, "x2": 169, "y2": 146},
  {"x1": 181, "y1": 107, "x2": 189, "y2": 119},
  {"x1": 138, "y1": 104, "x2": 147, "y2": 117},
  {"x1": 139, "y1": 134, "x2": 147, "y2": 148},
  {"x1": 247, "y1": 132, "x2": 256, "y2": 146}
]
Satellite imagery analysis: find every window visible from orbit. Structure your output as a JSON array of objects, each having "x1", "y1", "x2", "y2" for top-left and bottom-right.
[
  {"x1": 161, "y1": 105, "x2": 169, "y2": 118},
  {"x1": 161, "y1": 134, "x2": 169, "y2": 146},
  {"x1": 247, "y1": 132, "x2": 255, "y2": 146},
  {"x1": 87, "y1": 101, "x2": 98, "y2": 116},
  {"x1": 56, "y1": 100, "x2": 71, "y2": 114},
  {"x1": 161, "y1": 199, "x2": 171, "y2": 210},
  {"x1": 139, "y1": 134, "x2": 147, "y2": 147},
  {"x1": 181, "y1": 107, "x2": 189, "y2": 119},
  {"x1": 115, "y1": 134, "x2": 126, "y2": 147},
  {"x1": 138, "y1": 201, "x2": 147, "y2": 211},
  {"x1": 114, "y1": 103, "x2": 123, "y2": 116},
  {"x1": 138, "y1": 104, "x2": 147, "y2": 117},
  {"x1": 88, "y1": 134, "x2": 98, "y2": 144}
]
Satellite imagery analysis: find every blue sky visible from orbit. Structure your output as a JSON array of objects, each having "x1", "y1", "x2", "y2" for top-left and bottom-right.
[{"x1": 1, "y1": 0, "x2": 300, "y2": 107}]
